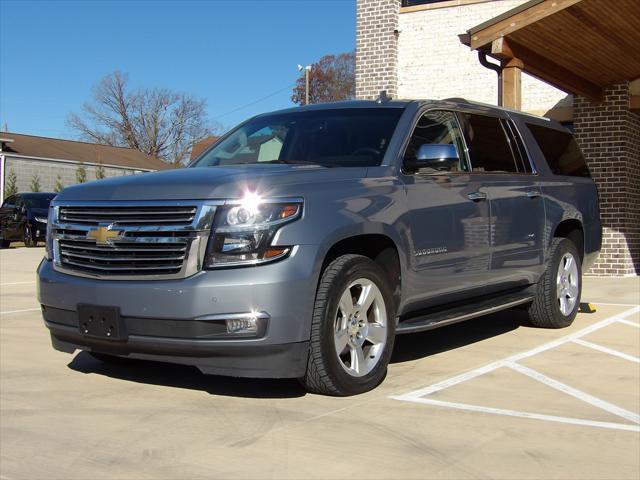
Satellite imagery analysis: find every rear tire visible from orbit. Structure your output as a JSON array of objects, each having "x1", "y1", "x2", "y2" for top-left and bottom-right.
[
  {"x1": 528, "y1": 237, "x2": 582, "y2": 328},
  {"x1": 301, "y1": 254, "x2": 396, "y2": 396}
]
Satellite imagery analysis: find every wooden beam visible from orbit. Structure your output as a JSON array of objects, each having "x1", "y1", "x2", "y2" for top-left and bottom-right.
[
  {"x1": 469, "y1": 0, "x2": 583, "y2": 50},
  {"x1": 492, "y1": 39, "x2": 603, "y2": 101},
  {"x1": 502, "y1": 58, "x2": 523, "y2": 110}
]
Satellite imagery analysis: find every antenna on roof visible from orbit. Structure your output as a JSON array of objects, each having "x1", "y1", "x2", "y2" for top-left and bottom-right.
[{"x1": 377, "y1": 90, "x2": 392, "y2": 103}]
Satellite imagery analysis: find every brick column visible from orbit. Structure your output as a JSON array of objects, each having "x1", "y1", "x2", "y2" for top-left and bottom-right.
[
  {"x1": 355, "y1": 0, "x2": 400, "y2": 100},
  {"x1": 574, "y1": 83, "x2": 640, "y2": 276}
]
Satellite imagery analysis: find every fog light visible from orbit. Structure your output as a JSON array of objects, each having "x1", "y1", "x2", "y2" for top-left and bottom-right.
[{"x1": 225, "y1": 314, "x2": 264, "y2": 335}]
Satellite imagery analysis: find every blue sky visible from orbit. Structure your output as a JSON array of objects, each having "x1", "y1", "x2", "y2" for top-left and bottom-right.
[{"x1": 0, "y1": 0, "x2": 356, "y2": 138}]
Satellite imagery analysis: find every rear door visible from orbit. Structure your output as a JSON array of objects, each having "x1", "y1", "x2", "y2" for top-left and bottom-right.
[{"x1": 458, "y1": 112, "x2": 546, "y2": 292}]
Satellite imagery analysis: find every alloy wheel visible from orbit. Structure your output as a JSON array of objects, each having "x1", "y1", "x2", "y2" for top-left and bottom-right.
[{"x1": 333, "y1": 278, "x2": 388, "y2": 377}]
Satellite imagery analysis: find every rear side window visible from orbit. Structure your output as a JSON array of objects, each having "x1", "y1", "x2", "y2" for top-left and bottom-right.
[
  {"x1": 459, "y1": 114, "x2": 519, "y2": 173},
  {"x1": 527, "y1": 124, "x2": 590, "y2": 177}
]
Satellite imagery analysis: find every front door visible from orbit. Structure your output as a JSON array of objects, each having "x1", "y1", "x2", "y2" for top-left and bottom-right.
[{"x1": 400, "y1": 110, "x2": 491, "y2": 312}]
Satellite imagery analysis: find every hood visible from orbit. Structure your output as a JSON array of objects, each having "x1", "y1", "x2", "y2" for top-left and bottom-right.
[
  {"x1": 56, "y1": 164, "x2": 369, "y2": 202},
  {"x1": 29, "y1": 207, "x2": 49, "y2": 218}
]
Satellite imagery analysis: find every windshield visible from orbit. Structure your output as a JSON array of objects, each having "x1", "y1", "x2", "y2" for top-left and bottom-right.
[
  {"x1": 192, "y1": 108, "x2": 403, "y2": 168},
  {"x1": 23, "y1": 194, "x2": 56, "y2": 209}
]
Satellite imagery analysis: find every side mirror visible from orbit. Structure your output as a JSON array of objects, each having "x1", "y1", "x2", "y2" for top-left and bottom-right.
[{"x1": 404, "y1": 144, "x2": 459, "y2": 172}]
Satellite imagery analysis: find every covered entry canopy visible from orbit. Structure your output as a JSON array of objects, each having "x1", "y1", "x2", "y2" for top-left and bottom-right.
[{"x1": 460, "y1": 0, "x2": 640, "y2": 109}]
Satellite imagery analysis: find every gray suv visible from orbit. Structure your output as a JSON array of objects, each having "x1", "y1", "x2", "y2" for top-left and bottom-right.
[{"x1": 37, "y1": 99, "x2": 601, "y2": 395}]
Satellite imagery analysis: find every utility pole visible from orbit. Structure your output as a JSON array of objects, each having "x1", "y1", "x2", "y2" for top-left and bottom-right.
[{"x1": 298, "y1": 64, "x2": 312, "y2": 105}]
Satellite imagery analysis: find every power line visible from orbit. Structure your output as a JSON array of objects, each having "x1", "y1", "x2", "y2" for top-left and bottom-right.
[{"x1": 212, "y1": 83, "x2": 296, "y2": 120}]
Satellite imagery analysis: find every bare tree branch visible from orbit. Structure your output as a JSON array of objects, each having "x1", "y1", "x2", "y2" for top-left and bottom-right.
[{"x1": 67, "y1": 71, "x2": 221, "y2": 165}]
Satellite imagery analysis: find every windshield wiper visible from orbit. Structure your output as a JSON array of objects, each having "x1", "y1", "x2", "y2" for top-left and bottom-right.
[{"x1": 259, "y1": 160, "x2": 330, "y2": 167}]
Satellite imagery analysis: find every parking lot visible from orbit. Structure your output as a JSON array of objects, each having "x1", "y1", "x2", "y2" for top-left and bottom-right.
[{"x1": 1, "y1": 246, "x2": 639, "y2": 479}]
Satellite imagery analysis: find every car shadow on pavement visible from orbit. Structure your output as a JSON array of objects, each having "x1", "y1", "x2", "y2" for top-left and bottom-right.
[
  {"x1": 67, "y1": 352, "x2": 307, "y2": 399},
  {"x1": 66, "y1": 308, "x2": 528, "y2": 397},
  {"x1": 391, "y1": 308, "x2": 527, "y2": 364}
]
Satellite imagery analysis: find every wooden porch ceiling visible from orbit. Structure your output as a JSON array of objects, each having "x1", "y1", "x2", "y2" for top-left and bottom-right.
[{"x1": 461, "y1": 0, "x2": 640, "y2": 102}]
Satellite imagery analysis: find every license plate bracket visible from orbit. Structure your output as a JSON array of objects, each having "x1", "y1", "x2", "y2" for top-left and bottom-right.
[{"x1": 77, "y1": 304, "x2": 126, "y2": 341}]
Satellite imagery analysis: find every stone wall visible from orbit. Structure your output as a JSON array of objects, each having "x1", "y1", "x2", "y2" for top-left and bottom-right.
[
  {"x1": 574, "y1": 83, "x2": 640, "y2": 276},
  {"x1": 3, "y1": 157, "x2": 147, "y2": 195}
]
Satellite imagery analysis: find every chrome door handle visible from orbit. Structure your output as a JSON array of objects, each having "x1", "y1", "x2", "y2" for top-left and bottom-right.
[
  {"x1": 526, "y1": 190, "x2": 540, "y2": 199},
  {"x1": 467, "y1": 191, "x2": 487, "y2": 201}
]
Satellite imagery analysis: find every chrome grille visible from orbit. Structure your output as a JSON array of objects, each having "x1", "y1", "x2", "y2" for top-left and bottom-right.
[
  {"x1": 51, "y1": 201, "x2": 219, "y2": 280},
  {"x1": 58, "y1": 205, "x2": 197, "y2": 225}
]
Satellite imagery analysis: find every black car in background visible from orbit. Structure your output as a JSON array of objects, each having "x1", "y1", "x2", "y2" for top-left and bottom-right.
[{"x1": 0, "y1": 193, "x2": 56, "y2": 248}]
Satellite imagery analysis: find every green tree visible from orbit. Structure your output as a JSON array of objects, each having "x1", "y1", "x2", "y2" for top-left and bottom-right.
[
  {"x1": 5, "y1": 170, "x2": 18, "y2": 196},
  {"x1": 30, "y1": 174, "x2": 41, "y2": 192},
  {"x1": 54, "y1": 174, "x2": 64, "y2": 193},
  {"x1": 95, "y1": 162, "x2": 106, "y2": 180},
  {"x1": 75, "y1": 162, "x2": 87, "y2": 184}
]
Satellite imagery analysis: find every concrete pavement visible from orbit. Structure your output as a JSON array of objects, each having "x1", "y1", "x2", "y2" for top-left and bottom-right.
[{"x1": 1, "y1": 247, "x2": 638, "y2": 479}]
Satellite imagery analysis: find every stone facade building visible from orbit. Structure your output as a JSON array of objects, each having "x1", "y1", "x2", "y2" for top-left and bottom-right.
[
  {"x1": 0, "y1": 132, "x2": 170, "y2": 201},
  {"x1": 356, "y1": 0, "x2": 639, "y2": 276}
]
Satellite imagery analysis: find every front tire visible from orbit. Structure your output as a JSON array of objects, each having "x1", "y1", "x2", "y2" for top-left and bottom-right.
[
  {"x1": 301, "y1": 254, "x2": 396, "y2": 396},
  {"x1": 528, "y1": 237, "x2": 582, "y2": 328},
  {"x1": 23, "y1": 225, "x2": 36, "y2": 247}
]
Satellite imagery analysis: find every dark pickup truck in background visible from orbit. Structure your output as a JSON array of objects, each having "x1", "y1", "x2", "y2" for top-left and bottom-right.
[{"x1": 38, "y1": 99, "x2": 601, "y2": 395}]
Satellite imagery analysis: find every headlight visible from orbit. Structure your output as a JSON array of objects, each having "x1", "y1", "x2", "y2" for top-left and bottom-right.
[
  {"x1": 34, "y1": 216, "x2": 48, "y2": 224},
  {"x1": 204, "y1": 195, "x2": 302, "y2": 268},
  {"x1": 45, "y1": 206, "x2": 56, "y2": 260}
]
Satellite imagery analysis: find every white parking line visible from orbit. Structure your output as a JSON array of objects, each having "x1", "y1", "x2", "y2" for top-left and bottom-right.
[
  {"x1": 405, "y1": 398, "x2": 640, "y2": 433},
  {"x1": 391, "y1": 306, "x2": 640, "y2": 432},
  {"x1": 0, "y1": 281, "x2": 35, "y2": 286},
  {"x1": 617, "y1": 319, "x2": 640, "y2": 328},
  {"x1": 0, "y1": 307, "x2": 41, "y2": 315},
  {"x1": 572, "y1": 338, "x2": 640, "y2": 363},
  {"x1": 507, "y1": 361, "x2": 640, "y2": 424}
]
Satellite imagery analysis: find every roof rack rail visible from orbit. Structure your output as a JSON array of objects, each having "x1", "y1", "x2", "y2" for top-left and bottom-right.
[
  {"x1": 443, "y1": 97, "x2": 470, "y2": 103},
  {"x1": 376, "y1": 90, "x2": 392, "y2": 103}
]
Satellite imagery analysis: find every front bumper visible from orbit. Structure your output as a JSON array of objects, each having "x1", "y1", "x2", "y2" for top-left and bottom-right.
[{"x1": 38, "y1": 245, "x2": 321, "y2": 378}]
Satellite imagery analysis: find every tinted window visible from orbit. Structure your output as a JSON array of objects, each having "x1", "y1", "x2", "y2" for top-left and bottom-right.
[
  {"x1": 22, "y1": 193, "x2": 56, "y2": 208},
  {"x1": 460, "y1": 114, "x2": 518, "y2": 173},
  {"x1": 1, "y1": 196, "x2": 16, "y2": 209},
  {"x1": 193, "y1": 108, "x2": 403, "y2": 168},
  {"x1": 404, "y1": 110, "x2": 468, "y2": 173},
  {"x1": 527, "y1": 124, "x2": 590, "y2": 177}
]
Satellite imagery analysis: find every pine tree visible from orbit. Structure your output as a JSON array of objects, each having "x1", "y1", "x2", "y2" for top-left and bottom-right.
[
  {"x1": 5, "y1": 170, "x2": 18, "y2": 196},
  {"x1": 75, "y1": 162, "x2": 87, "y2": 184},
  {"x1": 54, "y1": 174, "x2": 64, "y2": 193},
  {"x1": 30, "y1": 174, "x2": 41, "y2": 192},
  {"x1": 95, "y1": 162, "x2": 106, "y2": 180}
]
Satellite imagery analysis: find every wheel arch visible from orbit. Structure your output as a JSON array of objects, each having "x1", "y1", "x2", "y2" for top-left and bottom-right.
[
  {"x1": 317, "y1": 228, "x2": 404, "y2": 311},
  {"x1": 553, "y1": 218, "x2": 584, "y2": 262}
]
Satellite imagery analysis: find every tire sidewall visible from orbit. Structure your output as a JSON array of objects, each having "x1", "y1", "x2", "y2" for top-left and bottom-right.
[
  {"x1": 549, "y1": 238, "x2": 582, "y2": 326},
  {"x1": 319, "y1": 257, "x2": 396, "y2": 395},
  {"x1": 23, "y1": 224, "x2": 35, "y2": 247}
]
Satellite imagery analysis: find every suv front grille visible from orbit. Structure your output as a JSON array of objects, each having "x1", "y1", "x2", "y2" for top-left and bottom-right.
[
  {"x1": 58, "y1": 238, "x2": 188, "y2": 276},
  {"x1": 52, "y1": 202, "x2": 218, "y2": 280},
  {"x1": 58, "y1": 206, "x2": 197, "y2": 225}
]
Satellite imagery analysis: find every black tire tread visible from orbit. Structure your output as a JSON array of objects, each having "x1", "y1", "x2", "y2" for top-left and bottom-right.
[
  {"x1": 302, "y1": 254, "x2": 364, "y2": 395},
  {"x1": 528, "y1": 237, "x2": 581, "y2": 329}
]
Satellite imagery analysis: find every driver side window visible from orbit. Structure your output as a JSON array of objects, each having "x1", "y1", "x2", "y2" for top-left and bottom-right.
[{"x1": 404, "y1": 111, "x2": 469, "y2": 173}]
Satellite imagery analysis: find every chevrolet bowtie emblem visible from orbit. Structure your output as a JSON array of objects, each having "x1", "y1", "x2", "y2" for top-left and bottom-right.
[{"x1": 86, "y1": 226, "x2": 122, "y2": 245}]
